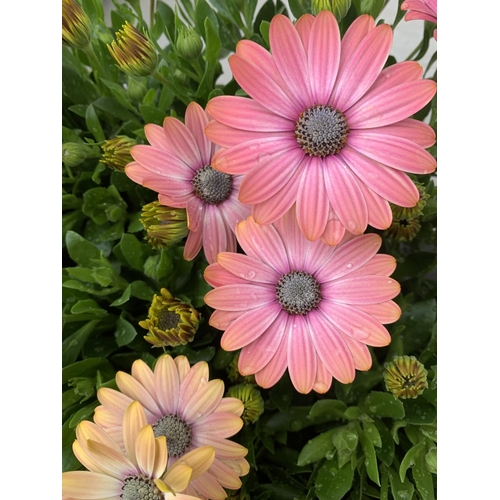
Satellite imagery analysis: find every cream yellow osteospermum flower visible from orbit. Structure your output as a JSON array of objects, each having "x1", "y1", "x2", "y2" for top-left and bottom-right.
[{"x1": 62, "y1": 401, "x2": 215, "y2": 500}]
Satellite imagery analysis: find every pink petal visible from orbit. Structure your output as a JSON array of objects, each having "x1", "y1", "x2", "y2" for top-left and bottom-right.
[
  {"x1": 193, "y1": 412, "x2": 243, "y2": 439},
  {"x1": 159, "y1": 192, "x2": 189, "y2": 207},
  {"x1": 202, "y1": 206, "x2": 231, "y2": 264},
  {"x1": 254, "y1": 332, "x2": 289, "y2": 389},
  {"x1": 341, "y1": 335, "x2": 373, "y2": 370},
  {"x1": 338, "y1": 15, "x2": 375, "y2": 70},
  {"x1": 322, "y1": 275, "x2": 400, "y2": 305},
  {"x1": 323, "y1": 155, "x2": 368, "y2": 235},
  {"x1": 189, "y1": 473, "x2": 227, "y2": 500},
  {"x1": 307, "y1": 10, "x2": 341, "y2": 104},
  {"x1": 212, "y1": 135, "x2": 298, "y2": 175},
  {"x1": 183, "y1": 227, "x2": 203, "y2": 261},
  {"x1": 217, "y1": 252, "x2": 280, "y2": 284},
  {"x1": 346, "y1": 80, "x2": 437, "y2": 129},
  {"x1": 182, "y1": 380, "x2": 225, "y2": 422},
  {"x1": 404, "y1": 11, "x2": 437, "y2": 23},
  {"x1": 236, "y1": 216, "x2": 290, "y2": 275},
  {"x1": 116, "y1": 372, "x2": 162, "y2": 416},
  {"x1": 357, "y1": 300, "x2": 402, "y2": 324},
  {"x1": 287, "y1": 315, "x2": 317, "y2": 394},
  {"x1": 331, "y1": 24, "x2": 392, "y2": 111},
  {"x1": 313, "y1": 359, "x2": 333, "y2": 394},
  {"x1": 144, "y1": 123, "x2": 170, "y2": 150},
  {"x1": 348, "y1": 130, "x2": 436, "y2": 174},
  {"x1": 209, "y1": 309, "x2": 244, "y2": 330},
  {"x1": 349, "y1": 254, "x2": 397, "y2": 277},
  {"x1": 125, "y1": 161, "x2": 148, "y2": 185},
  {"x1": 185, "y1": 196, "x2": 205, "y2": 233},
  {"x1": 238, "y1": 311, "x2": 288, "y2": 374},
  {"x1": 296, "y1": 157, "x2": 330, "y2": 241},
  {"x1": 204, "y1": 263, "x2": 247, "y2": 288},
  {"x1": 229, "y1": 53, "x2": 302, "y2": 120},
  {"x1": 219, "y1": 195, "x2": 251, "y2": 233},
  {"x1": 306, "y1": 310, "x2": 355, "y2": 384},
  {"x1": 358, "y1": 182, "x2": 393, "y2": 229},
  {"x1": 154, "y1": 354, "x2": 180, "y2": 416},
  {"x1": 373, "y1": 119, "x2": 436, "y2": 148},
  {"x1": 185, "y1": 102, "x2": 211, "y2": 165},
  {"x1": 320, "y1": 301, "x2": 391, "y2": 346},
  {"x1": 204, "y1": 283, "x2": 276, "y2": 311},
  {"x1": 206, "y1": 457, "x2": 243, "y2": 489},
  {"x1": 295, "y1": 14, "x2": 315, "y2": 50},
  {"x1": 207, "y1": 96, "x2": 295, "y2": 132},
  {"x1": 315, "y1": 233, "x2": 381, "y2": 283},
  {"x1": 340, "y1": 146, "x2": 419, "y2": 207},
  {"x1": 140, "y1": 175, "x2": 193, "y2": 198},
  {"x1": 193, "y1": 435, "x2": 248, "y2": 459},
  {"x1": 205, "y1": 121, "x2": 287, "y2": 148},
  {"x1": 221, "y1": 303, "x2": 282, "y2": 351},
  {"x1": 178, "y1": 361, "x2": 210, "y2": 408},
  {"x1": 321, "y1": 217, "x2": 346, "y2": 246},
  {"x1": 269, "y1": 14, "x2": 313, "y2": 108},
  {"x1": 162, "y1": 116, "x2": 203, "y2": 167}
]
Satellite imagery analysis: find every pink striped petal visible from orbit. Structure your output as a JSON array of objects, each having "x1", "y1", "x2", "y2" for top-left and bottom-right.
[
  {"x1": 404, "y1": 11, "x2": 436, "y2": 23},
  {"x1": 254, "y1": 332, "x2": 289, "y2": 388},
  {"x1": 141, "y1": 176, "x2": 193, "y2": 198},
  {"x1": 221, "y1": 302, "x2": 282, "y2": 351},
  {"x1": 185, "y1": 196, "x2": 205, "y2": 232},
  {"x1": 229, "y1": 53, "x2": 302, "y2": 120},
  {"x1": 341, "y1": 335, "x2": 373, "y2": 370},
  {"x1": 346, "y1": 80, "x2": 437, "y2": 128},
  {"x1": 315, "y1": 233, "x2": 381, "y2": 283},
  {"x1": 193, "y1": 412, "x2": 243, "y2": 439},
  {"x1": 205, "y1": 121, "x2": 288, "y2": 148},
  {"x1": 269, "y1": 14, "x2": 313, "y2": 108},
  {"x1": 125, "y1": 161, "x2": 148, "y2": 184},
  {"x1": 322, "y1": 275, "x2": 400, "y2": 304},
  {"x1": 183, "y1": 227, "x2": 203, "y2": 261},
  {"x1": 194, "y1": 435, "x2": 248, "y2": 460},
  {"x1": 189, "y1": 473, "x2": 227, "y2": 500},
  {"x1": 238, "y1": 311, "x2": 288, "y2": 374},
  {"x1": 116, "y1": 372, "x2": 162, "y2": 415},
  {"x1": 159, "y1": 192, "x2": 189, "y2": 208},
  {"x1": 313, "y1": 359, "x2": 333, "y2": 394},
  {"x1": 295, "y1": 14, "x2": 315, "y2": 50},
  {"x1": 217, "y1": 252, "x2": 280, "y2": 284},
  {"x1": 303, "y1": 231, "x2": 338, "y2": 273},
  {"x1": 239, "y1": 147, "x2": 304, "y2": 205},
  {"x1": 212, "y1": 136, "x2": 298, "y2": 175},
  {"x1": 207, "y1": 96, "x2": 295, "y2": 132},
  {"x1": 331, "y1": 24, "x2": 392, "y2": 111},
  {"x1": 358, "y1": 182, "x2": 393, "y2": 229},
  {"x1": 209, "y1": 309, "x2": 244, "y2": 330},
  {"x1": 349, "y1": 254, "x2": 397, "y2": 277},
  {"x1": 324, "y1": 155, "x2": 368, "y2": 235},
  {"x1": 320, "y1": 301, "x2": 391, "y2": 346},
  {"x1": 162, "y1": 117, "x2": 203, "y2": 167},
  {"x1": 321, "y1": 218, "x2": 346, "y2": 246},
  {"x1": 201, "y1": 206, "x2": 227, "y2": 264},
  {"x1": 287, "y1": 315, "x2": 317, "y2": 394},
  {"x1": 306, "y1": 310, "x2": 355, "y2": 384},
  {"x1": 183, "y1": 380, "x2": 225, "y2": 422},
  {"x1": 373, "y1": 119, "x2": 436, "y2": 148},
  {"x1": 348, "y1": 131, "x2": 436, "y2": 174},
  {"x1": 204, "y1": 283, "x2": 276, "y2": 311},
  {"x1": 185, "y1": 102, "x2": 211, "y2": 165},
  {"x1": 296, "y1": 157, "x2": 329, "y2": 241},
  {"x1": 338, "y1": 15, "x2": 375, "y2": 70},
  {"x1": 220, "y1": 196, "x2": 251, "y2": 234},
  {"x1": 357, "y1": 300, "x2": 402, "y2": 324},
  {"x1": 206, "y1": 457, "x2": 242, "y2": 489},
  {"x1": 154, "y1": 355, "x2": 180, "y2": 416},
  {"x1": 308, "y1": 11, "x2": 341, "y2": 104},
  {"x1": 236, "y1": 217, "x2": 290, "y2": 274},
  {"x1": 204, "y1": 263, "x2": 247, "y2": 287},
  {"x1": 178, "y1": 361, "x2": 210, "y2": 408},
  {"x1": 144, "y1": 123, "x2": 170, "y2": 150},
  {"x1": 340, "y1": 146, "x2": 419, "y2": 207}
]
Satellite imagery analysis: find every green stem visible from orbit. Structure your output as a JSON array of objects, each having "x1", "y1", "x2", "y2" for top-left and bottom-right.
[
  {"x1": 83, "y1": 43, "x2": 105, "y2": 87},
  {"x1": 152, "y1": 70, "x2": 190, "y2": 106},
  {"x1": 150, "y1": 0, "x2": 155, "y2": 27}
]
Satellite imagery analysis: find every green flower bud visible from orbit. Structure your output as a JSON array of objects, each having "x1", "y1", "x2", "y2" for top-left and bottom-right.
[
  {"x1": 312, "y1": 0, "x2": 352, "y2": 20},
  {"x1": 384, "y1": 356, "x2": 428, "y2": 399},
  {"x1": 62, "y1": 0, "x2": 92, "y2": 49},
  {"x1": 176, "y1": 26, "x2": 203, "y2": 60},
  {"x1": 100, "y1": 136, "x2": 136, "y2": 171},
  {"x1": 127, "y1": 76, "x2": 148, "y2": 102},
  {"x1": 108, "y1": 22, "x2": 158, "y2": 77},
  {"x1": 385, "y1": 216, "x2": 421, "y2": 242},
  {"x1": 425, "y1": 448, "x2": 437, "y2": 474},
  {"x1": 62, "y1": 142, "x2": 87, "y2": 167},
  {"x1": 226, "y1": 384, "x2": 265, "y2": 425},
  {"x1": 391, "y1": 182, "x2": 430, "y2": 219}
]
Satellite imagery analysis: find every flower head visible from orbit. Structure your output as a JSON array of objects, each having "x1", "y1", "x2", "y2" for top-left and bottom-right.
[
  {"x1": 312, "y1": 0, "x2": 352, "y2": 20},
  {"x1": 100, "y1": 135, "x2": 136, "y2": 171},
  {"x1": 226, "y1": 384, "x2": 264, "y2": 425},
  {"x1": 126, "y1": 102, "x2": 251, "y2": 263},
  {"x1": 62, "y1": 401, "x2": 215, "y2": 500},
  {"x1": 94, "y1": 355, "x2": 250, "y2": 500},
  {"x1": 139, "y1": 288, "x2": 200, "y2": 347},
  {"x1": 62, "y1": 0, "x2": 92, "y2": 49},
  {"x1": 401, "y1": 0, "x2": 437, "y2": 40},
  {"x1": 386, "y1": 216, "x2": 421, "y2": 242},
  {"x1": 206, "y1": 12, "x2": 436, "y2": 245},
  {"x1": 108, "y1": 22, "x2": 158, "y2": 77},
  {"x1": 141, "y1": 202, "x2": 189, "y2": 249},
  {"x1": 204, "y1": 208, "x2": 401, "y2": 394},
  {"x1": 384, "y1": 355, "x2": 428, "y2": 399}
]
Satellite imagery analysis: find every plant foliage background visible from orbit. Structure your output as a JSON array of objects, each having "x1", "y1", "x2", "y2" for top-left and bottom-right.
[{"x1": 61, "y1": 0, "x2": 438, "y2": 498}]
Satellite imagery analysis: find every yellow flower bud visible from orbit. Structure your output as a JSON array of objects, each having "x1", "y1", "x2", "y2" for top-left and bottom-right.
[{"x1": 62, "y1": 0, "x2": 92, "y2": 49}]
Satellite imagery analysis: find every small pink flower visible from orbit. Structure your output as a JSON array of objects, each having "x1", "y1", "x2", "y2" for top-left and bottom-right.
[
  {"x1": 206, "y1": 12, "x2": 436, "y2": 244},
  {"x1": 402, "y1": 0, "x2": 437, "y2": 40},
  {"x1": 126, "y1": 102, "x2": 250, "y2": 263},
  {"x1": 204, "y1": 209, "x2": 402, "y2": 394},
  {"x1": 94, "y1": 355, "x2": 249, "y2": 500}
]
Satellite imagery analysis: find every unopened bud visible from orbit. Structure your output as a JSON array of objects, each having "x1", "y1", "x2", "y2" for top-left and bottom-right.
[
  {"x1": 312, "y1": 0, "x2": 352, "y2": 20},
  {"x1": 62, "y1": 0, "x2": 92, "y2": 49},
  {"x1": 62, "y1": 142, "x2": 87, "y2": 167},
  {"x1": 176, "y1": 26, "x2": 203, "y2": 60}
]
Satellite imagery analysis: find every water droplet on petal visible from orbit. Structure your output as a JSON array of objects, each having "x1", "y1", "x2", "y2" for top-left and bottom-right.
[
  {"x1": 347, "y1": 220, "x2": 357, "y2": 231},
  {"x1": 247, "y1": 271, "x2": 256, "y2": 279},
  {"x1": 346, "y1": 263, "x2": 353, "y2": 269}
]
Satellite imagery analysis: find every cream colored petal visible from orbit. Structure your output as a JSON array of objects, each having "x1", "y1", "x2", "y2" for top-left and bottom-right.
[
  {"x1": 227, "y1": 456, "x2": 250, "y2": 476},
  {"x1": 123, "y1": 401, "x2": 148, "y2": 468},
  {"x1": 190, "y1": 472, "x2": 227, "y2": 500},
  {"x1": 212, "y1": 397, "x2": 244, "y2": 417},
  {"x1": 192, "y1": 412, "x2": 243, "y2": 438},
  {"x1": 86, "y1": 439, "x2": 136, "y2": 479},
  {"x1": 72, "y1": 441, "x2": 104, "y2": 474},
  {"x1": 152, "y1": 435, "x2": 169, "y2": 478},
  {"x1": 173, "y1": 355, "x2": 191, "y2": 384},
  {"x1": 131, "y1": 360, "x2": 160, "y2": 406},
  {"x1": 182, "y1": 380, "x2": 224, "y2": 423},
  {"x1": 97, "y1": 387, "x2": 133, "y2": 415},
  {"x1": 116, "y1": 372, "x2": 163, "y2": 416},
  {"x1": 178, "y1": 362, "x2": 210, "y2": 411},
  {"x1": 163, "y1": 463, "x2": 193, "y2": 493},
  {"x1": 194, "y1": 435, "x2": 248, "y2": 459},
  {"x1": 135, "y1": 425, "x2": 156, "y2": 476},
  {"x1": 175, "y1": 445, "x2": 215, "y2": 481},
  {"x1": 93, "y1": 407, "x2": 122, "y2": 428},
  {"x1": 62, "y1": 471, "x2": 123, "y2": 499},
  {"x1": 154, "y1": 354, "x2": 180, "y2": 415},
  {"x1": 76, "y1": 421, "x2": 122, "y2": 453},
  {"x1": 208, "y1": 457, "x2": 243, "y2": 489}
]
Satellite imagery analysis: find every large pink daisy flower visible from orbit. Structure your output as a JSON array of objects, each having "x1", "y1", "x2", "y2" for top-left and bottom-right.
[
  {"x1": 402, "y1": 0, "x2": 437, "y2": 40},
  {"x1": 94, "y1": 355, "x2": 249, "y2": 500},
  {"x1": 126, "y1": 102, "x2": 250, "y2": 263},
  {"x1": 206, "y1": 11, "x2": 437, "y2": 245},
  {"x1": 204, "y1": 209, "x2": 402, "y2": 394}
]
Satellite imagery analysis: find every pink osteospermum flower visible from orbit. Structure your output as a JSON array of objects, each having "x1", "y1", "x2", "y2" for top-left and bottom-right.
[
  {"x1": 94, "y1": 355, "x2": 250, "y2": 500},
  {"x1": 204, "y1": 209, "x2": 402, "y2": 394},
  {"x1": 126, "y1": 102, "x2": 250, "y2": 264},
  {"x1": 62, "y1": 401, "x2": 215, "y2": 500},
  {"x1": 206, "y1": 12, "x2": 437, "y2": 245},
  {"x1": 402, "y1": 0, "x2": 437, "y2": 40}
]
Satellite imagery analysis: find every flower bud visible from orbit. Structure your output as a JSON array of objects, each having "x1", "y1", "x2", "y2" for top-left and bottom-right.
[
  {"x1": 62, "y1": 0, "x2": 92, "y2": 49},
  {"x1": 62, "y1": 142, "x2": 87, "y2": 167},
  {"x1": 383, "y1": 355, "x2": 428, "y2": 399},
  {"x1": 100, "y1": 136, "x2": 136, "y2": 171},
  {"x1": 127, "y1": 77, "x2": 148, "y2": 102},
  {"x1": 385, "y1": 216, "x2": 421, "y2": 242},
  {"x1": 176, "y1": 26, "x2": 203, "y2": 60},
  {"x1": 108, "y1": 22, "x2": 158, "y2": 77},
  {"x1": 391, "y1": 182, "x2": 430, "y2": 219},
  {"x1": 425, "y1": 448, "x2": 437, "y2": 474},
  {"x1": 226, "y1": 384, "x2": 264, "y2": 425},
  {"x1": 312, "y1": 0, "x2": 352, "y2": 20}
]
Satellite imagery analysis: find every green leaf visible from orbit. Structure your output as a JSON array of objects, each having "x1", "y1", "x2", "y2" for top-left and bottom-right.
[
  {"x1": 114, "y1": 316, "x2": 138, "y2": 346},
  {"x1": 265, "y1": 406, "x2": 311, "y2": 432},
  {"x1": 70, "y1": 299, "x2": 107, "y2": 317},
  {"x1": 81, "y1": 0, "x2": 104, "y2": 24},
  {"x1": 403, "y1": 398, "x2": 436, "y2": 424},
  {"x1": 359, "y1": 430, "x2": 380, "y2": 486},
  {"x1": 62, "y1": 320, "x2": 100, "y2": 367},
  {"x1": 363, "y1": 421, "x2": 382, "y2": 448},
  {"x1": 139, "y1": 105, "x2": 166, "y2": 125},
  {"x1": 85, "y1": 104, "x2": 106, "y2": 143},
  {"x1": 360, "y1": 392, "x2": 405, "y2": 419},
  {"x1": 195, "y1": 0, "x2": 219, "y2": 37},
  {"x1": 412, "y1": 450, "x2": 435, "y2": 500},
  {"x1": 259, "y1": 20, "x2": 270, "y2": 47},
  {"x1": 62, "y1": 419, "x2": 80, "y2": 472},
  {"x1": 62, "y1": 65, "x2": 98, "y2": 104},
  {"x1": 66, "y1": 231, "x2": 101, "y2": 267},
  {"x1": 66, "y1": 267, "x2": 98, "y2": 283},
  {"x1": 68, "y1": 400, "x2": 100, "y2": 427},
  {"x1": 297, "y1": 429, "x2": 336, "y2": 466},
  {"x1": 93, "y1": 96, "x2": 139, "y2": 122},
  {"x1": 309, "y1": 400, "x2": 348, "y2": 424},
  {"x1": 288, "y1": 0, "x2": 306, "y2": 19},
  {"x1": 119, "y1": 234, "x2": 145, "y2": 271},
  {"x1": 62, "y1": 358, "x2": 108, "y2": 384},
  {"x1": 130, "y1": 281, "x2": 155, "y2": 301},
  {"x1": 315, "y1": 462, "x2": 355, "y2": 500},
  {"x1": 399, "y1": 441, "x2": 426, "y2": 482},
  {"x1": 387, "y1": 466, "x2": 415, "y2": 500},
  {"x1": 352, "y1": 0, "x2": 385, "y2": 18},
  {"x1": 156, "y1": 0, "x2": 176, "y2": 40},
  {"x1": 110, "y1": 284, "x2": 132, "y2": 306},
  {"x1": 100, "y1": 78, "x2": 138, "y2": 112},
  {"x1": 373, "y1": 420, "x2": 395, "y2": 467}
]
